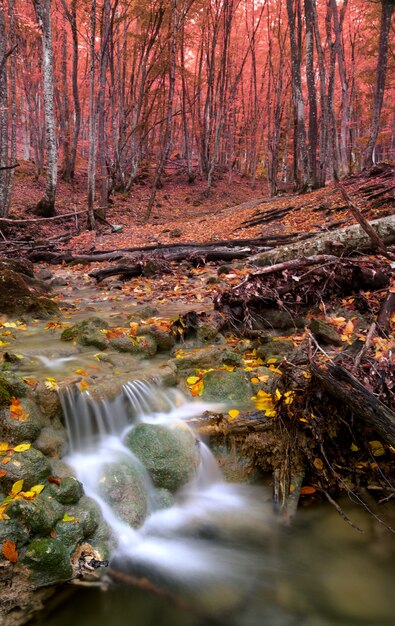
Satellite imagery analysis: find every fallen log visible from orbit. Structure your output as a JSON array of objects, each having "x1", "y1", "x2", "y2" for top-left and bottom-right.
[
  {"x1": 377, "y1": 291, "x2": 395, "y2": 336},
  {"x1": 251, "y1": 215, "x2": 395, "y2": 266},
  {"x1": 310, "y1": 362, "x2": 395, "y2": 447}
]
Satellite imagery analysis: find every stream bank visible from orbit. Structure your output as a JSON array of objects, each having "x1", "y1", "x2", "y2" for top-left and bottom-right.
[{"x1": 0, "y1": 251, "x2": 394, "y2": 625}]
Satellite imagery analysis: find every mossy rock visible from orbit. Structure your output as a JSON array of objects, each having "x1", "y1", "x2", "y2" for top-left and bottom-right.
[
  {"x1": 171, "y1": 347, "x2": 241, "y2": 375},
  {"x1": 98, "y1": 461, "x2": 149, "y2": 528},
  {"x1": 47, "y1": 476, "x2": 83, "y2": 505},
  {"x1": 309, "y1": 318, "x2": 342, "y2": 346},
  {"x1": 60, "y1": 318, "x2": 109, "y2": 350},
  {"x1": 136, "y1": 325, "x2": 175, "y2": 352},
  {"x1": 128, "y1": 305, "x2": 159, "y2": 321},
  {"x1": 34, "y1": 426, "x2": 67, "y2": 458},
  {"x1": 155, "y1": 488, "x2": 175, "y2": 510},
  {"x1": 7, "y1": 492, "x2": 64, "y2": 535},
  {"x1": 0, "y1": 518, "x2": 30, "y2": 546},
  {"x1": 0, "y1": 376, "x2": 14, "y2": 408},
  {"x1": 65, "y1": 496, "x2": 102, "y2": 539},
  {"x1": 202, "y1": 369, "x2": 253, "y2": 405},
  {"x1": 23, "y1": 538, "x2": 73, "y2": 586},
  {"x1": 126, "y1": 423, "x2": 199, "y2": 492},
  {"x1": 0, "y1": 399, "x2": 44, "y2": 444},
  {"x1": 256, "y1": 339, "x2": 295, "y2": 362},
  {"x1": 0, "y1": 258, "x2": 34, "y2": 278},
  {"x1": 33, "y1": 382, "x2": 62, "y2": 420},
  {"x1": 0, "y1": 269, "x2": 59, "y2": 318},
  {"x1": 54, "y1": 518, "x2": 85, "y2": 554},
  {"x1": 1, "y1": 446, "x2": 51, "y2": 490},
  {"x1": 109, "y1": 334, "x2": 157, "y2": 357}
]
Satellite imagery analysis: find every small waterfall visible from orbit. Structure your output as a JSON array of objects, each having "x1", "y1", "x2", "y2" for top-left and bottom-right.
[{"x1": 61, "y1": 380, "x2": 273, "y2": 589}]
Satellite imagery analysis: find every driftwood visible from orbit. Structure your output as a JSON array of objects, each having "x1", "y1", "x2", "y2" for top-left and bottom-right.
[{"x1": 311, "y1": 362, "x2": 395, "y2": 447}]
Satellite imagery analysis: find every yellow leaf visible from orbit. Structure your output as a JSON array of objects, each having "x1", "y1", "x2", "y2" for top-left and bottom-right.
[
  {"x1": 186, "y1": 376, "x2": 200, "y2": 385},
  {"x1": 250, "y1": 377, "x2": 260, "y2": 384},
  {"x1": 302, "y1": 370, "x2": 311, "y2": 379},
  {"x1": 228, "y1": 409, "x2": 240, "y2": 421},
  {"x1": 369, "y1": 440, "x2": 385, "y2": 457},
  {"x1": 30, "y1": 485, "x2": 45, "y2": 495},
  {"x1": 13, "y1": 444, "x2": 31, "y2": 453},
  {"x1": 267, "y1": 358, "x2": 278, "y2": 364},
  {"x1": 274, "y1": 388, "x2": 282, "y2": 401},
  {"x1": 258, "y1": 375, "x2": 269, "y2": 383},
  {"x1": 0, "y1": 443, "x2": 9, "y2": 452},
  {"x1": 351, "y1": 443, "x2": 359, "y2": 452},
  {"x1": 0, "y1": 340, "x2": 10, "y2": 347},
  {"x1": 10, "y1": 480, "x2": 24, "y2": 496},
  {"x1": 19, "y1": 491, "x2": 36, "y2": 499},
  {"x1": 313, "y1": 458, "x2": 324, "y2": 471},
  {"x1": 44, "y1": 378, "x2": 59, "y2": 391},
  {"x1": 62, "y1": 513, "x2": 79, "y2": 523}
]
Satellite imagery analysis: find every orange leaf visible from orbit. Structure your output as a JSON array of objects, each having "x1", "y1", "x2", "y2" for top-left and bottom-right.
[
  {"x1": 2, "y1": 540, "x2": 18, "y2": 563},
  {"x1": 300, "y1": 486, "x2": 316, "y2": 495},
  {"x1": 0, "y1": 469, "x2": 7, "y2": 478}
]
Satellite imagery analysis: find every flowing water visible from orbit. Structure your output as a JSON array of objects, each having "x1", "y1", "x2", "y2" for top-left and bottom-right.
[{"x1": 47, "y1": 382, "x2": 395, "y2": 626}]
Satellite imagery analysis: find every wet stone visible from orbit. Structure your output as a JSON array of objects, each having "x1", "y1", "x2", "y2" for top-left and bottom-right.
[
  {"x1": 47, "y1": 476, "x2": 84, "y2": 505},
  {"x1": 126, "y1": 423, "x2": 200, "y2": 492},
  {"x1": 2, "y1": 447, "x2": 51, "y2": 491},
  {"x1": 23, "y1": 538, "x2": 73, "y2": 586},
  {"x1": 7, "y1": 492, "x2": 64, "y2": 535},
  {"x1": 202, "y1": 369, "x2": 253, "y2": 405},
  {"x1": 98, "y1": 461, "x2": 149, "y2": 529}
]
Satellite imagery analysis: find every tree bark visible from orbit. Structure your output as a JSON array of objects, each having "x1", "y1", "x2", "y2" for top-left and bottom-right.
[
  {"x1": 364, "y1": 0, "x2": 395, "y2": 168},
  {"x1": 251, "y1": 215, "x2": 395, "y2": 266},
  {"x1": 33, "y1": 0, "x2": 58, "y2": 217}
]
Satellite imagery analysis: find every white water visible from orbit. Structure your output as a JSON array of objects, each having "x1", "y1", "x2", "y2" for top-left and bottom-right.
[{"x1": 61, "y1": 381, "x2": 273, "y2": 587}]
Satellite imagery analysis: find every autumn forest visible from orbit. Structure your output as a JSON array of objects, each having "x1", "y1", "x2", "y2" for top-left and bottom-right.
[{"x1": 0, "y1": 0, "x2": 394, "y2": 223}]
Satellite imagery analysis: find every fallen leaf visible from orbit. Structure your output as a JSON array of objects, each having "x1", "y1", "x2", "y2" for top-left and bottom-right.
[
  {"x1": 228, "y1": 409, "x2": 240, "y2": 421},
  {"x1": 2, "y1": 540, "x2": 18, "y2": 563},
  {"x1": 313, "y1": 458, "x2": 324, "y2": 471},
  {"x1": 13, "y1": 443, "x2": 31, "y2": 453},
  {"x1": 300, "y1": 486, "x2": 316, "y2": 495},
  {"x1": 369, "y1": 440, "x2": 385, "y2": 457},
  {"x1": 10, "y1": 480, "x2": 24, "y2": 496}
]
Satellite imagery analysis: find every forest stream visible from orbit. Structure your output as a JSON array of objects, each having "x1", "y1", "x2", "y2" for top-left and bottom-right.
[{"x1": 0, "y1": 264, "x2": 394, "y2": 626}]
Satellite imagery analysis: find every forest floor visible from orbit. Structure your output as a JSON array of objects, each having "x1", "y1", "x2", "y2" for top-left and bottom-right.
[{"x1": 3, "y1": 160, "x2": 394, "y2": 253}]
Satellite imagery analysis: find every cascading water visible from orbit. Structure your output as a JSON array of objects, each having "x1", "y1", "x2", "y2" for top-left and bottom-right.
[{"x1": 60, "y1": 381, "x2": 275, "y2": 600}]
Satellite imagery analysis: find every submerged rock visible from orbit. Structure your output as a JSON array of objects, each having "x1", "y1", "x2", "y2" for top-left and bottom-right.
[
  {"x1": 60, "y1": 318, "x2": 109, "y2": 350},
  {"x1": 98, "y1": 461, "x2": 149, "y2": 528},
  {"x1": 125, "y1": 423, "x2": 200, "y2": 492},
  {"x1": 109, "y1": 334, "x2": 157, "y2": 357}
]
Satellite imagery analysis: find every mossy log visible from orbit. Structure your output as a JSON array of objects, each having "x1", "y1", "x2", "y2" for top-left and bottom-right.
[{"x1": 251, "y1": 215, "x2": 395, "y2": 266}]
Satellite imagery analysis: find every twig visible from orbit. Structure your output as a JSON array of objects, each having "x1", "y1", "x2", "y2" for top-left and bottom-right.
[
  {"x1": 354, "y1": 322, "x2": 376, "y2": 368},
  {"x1": 321, "y1": 489, "x2": 364, "y2": 532}
]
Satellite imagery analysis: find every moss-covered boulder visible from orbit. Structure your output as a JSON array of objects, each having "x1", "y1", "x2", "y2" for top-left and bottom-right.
[
  {"x1": 60, "y1": 318, "x2": 109, "y2": 350},
  {"x1": 202, "y1": 369, "x2": 253, "y2": 404},
  {"x1": 47, "y1": 476, "x2": 83, "y2": 505},
  {"x1": 0, "y1": 269, "x2": 59, "y2": 318},
  {"x1": 2, "y1": 446, "x2": 51, "y2": 490},
  {"x1": 136, "y1": 325, "x2": 175, "y2": 351},
  {"x1": 33, "y1": 381, "x2": 62, "y2": 420},
  {"x1": 0, "y1": 399, "x2": 44, "y2": 444},
  {"x1": 125, "y1": 423, "x2": 199, "y2": 492},
  {"x1": 109, "y1": 334, "x2": 157, "y2": 357},
  {"x1": 0, "y1": 376, "x2": 15, "y2": 408},
  {"x1": 7, "y1": 492, "x2": 64, "y2": 535},
  {"x1": 0, "y1": 518, "x2": 30, "y2": 546},
  {"x1": 98, "y1": 461, "x2": 148, "y2": 528},
  {"x1": 65, "y1": 496, "x2": 102, "y2": 539},
  {"x1": 309, "y1": 318, "x2": 342, "y2": 346},
  {"x1": 170, "y1": 347, "x2": 241, "y2": 376},
  {"x1": 256, "y1": 339, "x2": 295, "y2": 362},
  {"x1": 54, "y1": 517, "x2": 85, "y2": 554},
  {"x1": 34, "y1": 426, "x2": 67, "y2": 458},
  {"x1": 23, "y1": 538, "x2": 73, "y2": 586}
]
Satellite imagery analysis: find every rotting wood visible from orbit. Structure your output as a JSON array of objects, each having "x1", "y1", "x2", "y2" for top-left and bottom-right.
[
  {"x1": 310, "y1": 361, "x2": 395, "y2": 447},
  {"x1": 377, "y1": 291, "x2": 395, "y2": 337}
]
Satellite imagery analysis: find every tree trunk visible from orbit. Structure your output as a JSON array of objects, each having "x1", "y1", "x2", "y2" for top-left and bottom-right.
[
  {"x1": 364, "y1": 0, "x2": 395, "y2": 168},
  {"x1": 87, "y1": 0, "x2": 97, "y2": 230},
  {"x1": 0, "y1": 1, "x2": 9, "y2": 216},
  {"x1": 33, "y1": 0, "x2": 58, "y2": 217}
]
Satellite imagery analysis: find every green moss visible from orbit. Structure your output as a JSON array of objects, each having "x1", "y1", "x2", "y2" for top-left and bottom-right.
[
  {"x1": 0, "y1": 377, "x2": 12, "y2": 408},
  {"x1": 23, "y1": 538, "x2": 73, "y2": 586}
]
